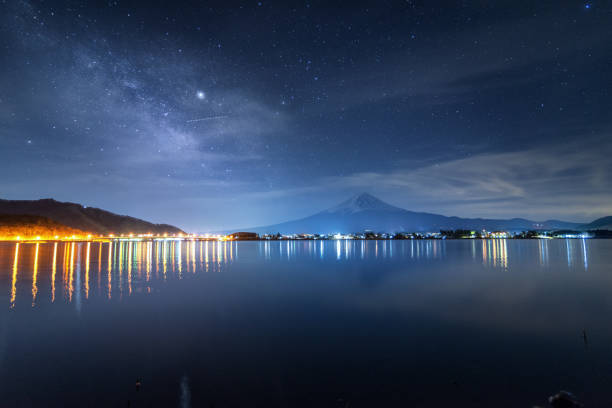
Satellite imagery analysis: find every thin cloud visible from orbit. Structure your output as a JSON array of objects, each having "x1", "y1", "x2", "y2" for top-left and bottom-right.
[{"x1": 318, "y1": 139, "x2": 612, "y2": 221}]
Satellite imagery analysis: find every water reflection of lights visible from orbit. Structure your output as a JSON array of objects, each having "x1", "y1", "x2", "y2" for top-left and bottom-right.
[
  {"x1": 11, "y1": 239, "x2": 596, "y2": 309},
  {"x1": 68, "y1": 243, "x2": 75, "y2": 303},
  {"x1": 75, "y1": 243, "x2": 82, "y2": 313},
  {"x1": 252, "y1": 240, "x2": 452, "y2": 262},
  {"x1": 163, "y1": 241, "x2": 168, "y2": 280},
  {"x1": 118, "y1": 242, "x2": 124, "y2": 298},
  {"x1": 500, "y1": 239, "x2": 508, "y2": 268},
  {"x1": 4, "y1": 240, "x2": 246, "y2": 308},
  {"x1": 10, "y1": 243, "x2": 19, "y2": 308},
  {"x1": 127, "y1": 242, "x2": 133, "y2": 295},
  {"x1": 185, "y1": 241, "x2": 190, "y2": 274},
  {"x1": 538, "y1": 239, "x2": 549, "y2": 266},
  {"x1": 62, "y1": 244, "x2": 68, "y2": 300},
  {"x1": 51, "y1": 242, "x2": 57, "y2": 303},
  {"x1": 205, "y1": 241, "x2": 209, "y2": 271},
  {"x1": 482, "y1": 240, "x2": 487, "y2": 265},
  {"x1": 97, "y1": 243, "x2": 102, "y2": 295},
  {"x1": 85, "y1": 242, "x2": 90, "y2": 300},
  {"x1": 194, "y1": 241, "x2": 198, "y2": 274},
  {"x1": 31, "y1": 243, "x2": 39, "y2": 306},
  {"x1": 108, "y1": 242, "x2": 112, "y2": 299},
  {"x1": 480, "y1": 239, "x2": 508, "y2": 268},
  {"x1": 581, "y1": 238, "x2": 588, "y2": 270},
  {"x1": 177, "y1": 242, "x2": 182, "y2": 278},
  {"x1": 0, "y1": 240, "x2": 449, "y2": 305}
]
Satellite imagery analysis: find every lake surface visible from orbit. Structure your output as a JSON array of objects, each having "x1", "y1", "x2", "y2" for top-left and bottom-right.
[{"x1": 1, "y1": 239, "x2": 611, "y2": 407}]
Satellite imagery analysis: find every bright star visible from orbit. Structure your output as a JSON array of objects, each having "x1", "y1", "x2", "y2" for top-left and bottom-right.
[
  {"x1": 196, "y1": 91, "x2": 205, "y2": 100},
  {"x1": 585, "y1": 3, "x2": 591, "y2": 8}
]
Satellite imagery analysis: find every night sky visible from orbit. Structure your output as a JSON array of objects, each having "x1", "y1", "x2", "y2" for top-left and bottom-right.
[{"x1": 1, "y1": 0, "x2": 611, "y2": 231}]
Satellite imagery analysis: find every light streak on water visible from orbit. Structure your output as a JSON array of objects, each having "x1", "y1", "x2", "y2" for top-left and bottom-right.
[
  {"x1": 127, "y1": 243, "x2": 133, "y2": 295},
  {"x1": 163, "y1": 241, "x2": 167, "y2": 280},
  {"x1": 582, "y1": 238, "x2": 588, "y2": 270},
  {"x1": 9, "y1": 243, "x2": 19, "y2": 308},
  {"x1": 75, "y1": 243, "x2": 82, "y2": 314},
  {"x1": 108, "y1": 242, "x2": 112, "y2": 299},
  {"x1": 98, "y1": 242, "x2": 102, "y2": 294},
  {"x1": 204, "y1": 241, "x2": 209, "y2": 271},
  {"x1": 32, "y1": 244, "x2": 40, "y2": 307},
  {"x1": 85, "y1": 242, "x2": 90, "y2": 300},
  {"x1": 68, "y1": 243, "x2": 75, "y2": 303},
  {"x1": 31, "y1": 243, "x2": 39, "y2": 307},
  {"x1": 51, "y1": 243, "x2": 57, "y2": 303},
  {"x1": 118, "y1": 242, "x2": 123, "y2": 299}
]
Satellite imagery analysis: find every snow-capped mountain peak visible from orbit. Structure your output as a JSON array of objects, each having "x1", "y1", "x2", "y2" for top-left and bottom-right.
[{"x1": 327, "y1": 193, "x2": 401, "y2": 214}]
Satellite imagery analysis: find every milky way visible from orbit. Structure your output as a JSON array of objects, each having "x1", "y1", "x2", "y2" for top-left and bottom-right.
[{"x1": 1, "y1": 1, "x2": 611, "y2": 230}]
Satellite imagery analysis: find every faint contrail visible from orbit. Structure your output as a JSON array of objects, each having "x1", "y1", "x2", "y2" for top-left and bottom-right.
[{"x1": 186, "y1": 115, "x2": 229, "y2": 123}]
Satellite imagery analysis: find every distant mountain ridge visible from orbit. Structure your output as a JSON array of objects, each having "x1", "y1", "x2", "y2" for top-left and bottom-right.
[
  {"x1": 243, "y1": 193, "x2": 593, "y2": 234},
  {"x1": 0, "y1": 198, "x2": 184, "y2": 235},
  {"x1": 580, "y1": 216, "x2": 612, "y2": 231}
]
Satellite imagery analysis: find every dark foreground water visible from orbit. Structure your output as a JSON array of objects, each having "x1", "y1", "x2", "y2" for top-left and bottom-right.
[{"x1": 1, "y1": 239, "x2": 611, "y2": 407}]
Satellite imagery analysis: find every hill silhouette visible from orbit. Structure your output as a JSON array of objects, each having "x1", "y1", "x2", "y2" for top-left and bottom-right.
[{"x1": 0, "y1": 198, "x2": 184, "y2": 235}]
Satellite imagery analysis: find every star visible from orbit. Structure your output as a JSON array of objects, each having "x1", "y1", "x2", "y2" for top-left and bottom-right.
[{"x1": 196, "y1": 91, "x2": 205, "y2": 100}]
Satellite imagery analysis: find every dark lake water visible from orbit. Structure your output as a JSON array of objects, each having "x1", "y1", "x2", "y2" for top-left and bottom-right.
[{"x1": 1, "y1": 239, "x2": 611, "y2": 407}]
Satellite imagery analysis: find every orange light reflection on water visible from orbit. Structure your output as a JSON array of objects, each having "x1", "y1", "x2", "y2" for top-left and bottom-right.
[
  {"x1": 31, "y1": 243, "x2": 39, "y2": 307},
  {"x1": 51, "y1": 242, "x2": 57, "y2": 303},
  {"x1": 98, "y1": 242, "x2": 102, "y2": 295},
  {"x1": 85, "y1": 242, "x2": 90, "y2": 299},
  {"x1": 9, "y1": 243, "x2": 19, "y2": 308},
  {"x1": 3, "y1": 238, "x2": 243, "y2": 308}
]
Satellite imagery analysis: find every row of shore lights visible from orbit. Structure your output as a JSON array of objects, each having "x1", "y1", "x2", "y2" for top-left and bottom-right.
[
  {"x1": 12, "y1": 233, "x2": 225, "y2": 241},
  {"x1": 14, "y1": 235, "x2": 93, "y2": 241}
]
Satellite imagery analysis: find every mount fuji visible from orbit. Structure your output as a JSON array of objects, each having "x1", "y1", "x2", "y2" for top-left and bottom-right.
[{"x1": 242, "y1": 193, "x2": 582, "y2": 234}]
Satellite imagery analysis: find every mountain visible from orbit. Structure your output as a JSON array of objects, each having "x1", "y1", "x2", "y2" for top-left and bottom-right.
[
  {"x1": 0, "y1": 198, "x2": 184, "y2": 235},
  {"x1": 0, "y1": 214, "x2": 87, "y2": 239},
  {"x1": 243, "y1": 193, "x2": 583, "y2": 234},
  {"x1": 580, "y1": 216, "x2": 612, "y2": 231}
]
